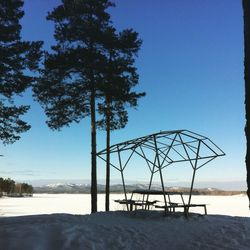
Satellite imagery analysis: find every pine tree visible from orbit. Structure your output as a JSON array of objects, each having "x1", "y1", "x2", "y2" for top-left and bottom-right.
[
  {"x1": 33, "y1": 0, "x2": 115, "y2": 213},
  {"x1": 97, "y1": 28, "x2": 145, "y2": 211},
  {"x1": 243, "y1": 0, "x2": 250, "y2": 207},
  {"x1": 0, "y1": 0, "x2": 42, "y2": 144}
]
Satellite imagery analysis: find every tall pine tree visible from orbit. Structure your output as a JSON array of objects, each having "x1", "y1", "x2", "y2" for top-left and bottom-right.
[
  {"x1": 0, "y1": 0, "x2": 42, "y2": 144},
  {"x1": 243, "y1": 0, "x2": 250, "y2": 207},
  {"x1": 97, "y1": 28, "x2": 145, "y2": 211},
  {"x1": 33, "y1": 0, "x2": 114, "y2": 213}
]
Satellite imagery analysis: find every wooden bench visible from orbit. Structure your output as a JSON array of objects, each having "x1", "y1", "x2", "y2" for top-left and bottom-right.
[
  {"x1": 114, "y1": 199, "x2": 135, "y2": 211},
  {"x1": 184, "y1": 204, "x2": 207, "y2": 215},
  {"x1": 133, "y1": 200, "x2": 158, "y2": 210},
  {"x1": 114, "y1": 199, "x2": 158, "y2": 211},
  {"x1": 155, "y1": 203, "x2": 207, "y2": 215}
]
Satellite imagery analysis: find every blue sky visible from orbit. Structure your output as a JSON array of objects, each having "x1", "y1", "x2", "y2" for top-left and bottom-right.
[{"x1": 0, "y1": 0, "x2": 246, "y2": 187}]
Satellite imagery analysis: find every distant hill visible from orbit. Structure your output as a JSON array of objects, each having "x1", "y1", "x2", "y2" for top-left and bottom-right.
[
  {"x1": 26, "y1": 179, "x2": 247, "y2": 191},
  {"x1": 33, "y1": 183, "x2": 245, "y2": 195}
]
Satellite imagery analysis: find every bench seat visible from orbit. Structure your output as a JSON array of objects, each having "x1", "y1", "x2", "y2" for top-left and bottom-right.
[{"x1": 155, "y1": 203, "x2": 207, "y2": 215}]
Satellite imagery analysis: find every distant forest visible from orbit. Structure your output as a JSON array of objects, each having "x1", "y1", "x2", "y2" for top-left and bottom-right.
[{"x1": 0, "y1": 177, "x2": 33, "y2": 197}]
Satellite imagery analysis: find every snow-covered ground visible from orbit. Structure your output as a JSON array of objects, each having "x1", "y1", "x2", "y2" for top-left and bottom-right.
[
  {"x1": 0, "y1": 193, "x2": 249, "y2": 217},
  {"x1": 1, "y1": 194, "x2": 250, "y2": 249}
]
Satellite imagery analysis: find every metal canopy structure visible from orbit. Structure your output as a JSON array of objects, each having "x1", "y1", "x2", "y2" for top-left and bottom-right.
[{"x1": 97, "y1": 129, "x2": 225, "y2": 211}]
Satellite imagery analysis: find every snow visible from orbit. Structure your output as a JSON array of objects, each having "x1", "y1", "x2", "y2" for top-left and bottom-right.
[
  {"x1": 1, "y1": 194, "x2": 250, "y2": 249},
  {"x1": 1, "y1": 193, "x2": 249, "y2": 217}
]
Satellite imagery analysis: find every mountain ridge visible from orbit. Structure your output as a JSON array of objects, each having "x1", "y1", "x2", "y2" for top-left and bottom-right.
[{"x1": 33, "y1": 183, "x2": 245, "y2": 195}]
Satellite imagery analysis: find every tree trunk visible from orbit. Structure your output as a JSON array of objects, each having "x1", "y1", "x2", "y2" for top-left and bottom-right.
[
  {"x1": 91, "y1": 87, "x2": 97, "y2": 213},
  {"x1": 105, "y1": 101, "x2": 111, "y2": 211},
  {"x1": 243, "y1": 0, "x2": 250, "y2": 207}
]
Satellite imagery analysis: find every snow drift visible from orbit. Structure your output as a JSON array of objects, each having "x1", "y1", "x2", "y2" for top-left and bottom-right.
[{"x1": 1, "y1": 211, "x2": 250, "y2": 250}]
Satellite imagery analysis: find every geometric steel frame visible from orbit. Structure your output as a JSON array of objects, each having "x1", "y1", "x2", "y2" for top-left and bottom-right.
[{"x1": 97, "y1": 130, "x2": 225, "y2": 212}]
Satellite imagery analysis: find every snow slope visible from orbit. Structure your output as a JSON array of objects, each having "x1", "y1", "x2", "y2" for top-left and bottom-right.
[{"x1": 1, "y1": 212, "x2": 250, "y2": 250}]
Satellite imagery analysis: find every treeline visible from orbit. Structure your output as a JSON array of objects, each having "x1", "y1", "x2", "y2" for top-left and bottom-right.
[{"x1": 0, "y1": 177, "x2": 33, "y2": 197}]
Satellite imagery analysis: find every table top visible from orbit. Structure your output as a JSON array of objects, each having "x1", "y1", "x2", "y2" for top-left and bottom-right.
[
  {"x1": 132, "y1": 189, "x2": 184, "y2": 195},
  {"x1": 132, "y1": 189, "x2": 163, "y2": 195}
]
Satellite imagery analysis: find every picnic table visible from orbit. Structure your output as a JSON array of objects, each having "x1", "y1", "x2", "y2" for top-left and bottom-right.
[
  {"x1": 114, "y1": 189, "x2": 184, "y2": 211},
  {"x1": 114, "y1": 189, "x2": 163, "y2": 211},
  {"x1": 114, "y1": 189, "x2": 207, "y2": 216}
]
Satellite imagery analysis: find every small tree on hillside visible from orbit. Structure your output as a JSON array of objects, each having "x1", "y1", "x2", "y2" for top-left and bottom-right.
[
  {"x1": 33, "y1": 0, "x2": 115, "y2": 213},
  {"x1": 0, "y1": 0, "x2": 42, "y2": 143},
  {"x1": 21, "y1": 183, "x2": 33, "y2": 194},
  {"x1": 97, "y1": 28, "x2": 145, "y2": 211},
  {"x1": 0, "y1": 177, "x2": 3, "y2": 195},
  {"x1": 2, "y1": 178, "x2": 15, "y2": 194}
]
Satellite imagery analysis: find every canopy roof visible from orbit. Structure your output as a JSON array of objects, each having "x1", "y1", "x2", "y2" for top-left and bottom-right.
[{"x1": 97, "y1": 129, "x2": 225, "y2": 171}]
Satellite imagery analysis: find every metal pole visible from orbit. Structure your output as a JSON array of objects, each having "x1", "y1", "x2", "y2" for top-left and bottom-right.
[
  {"x1": 117, "y1": 146, "x2": 129, "y2": 211},
  {"x1": 145, "y1": 154, "x2": 158, "y2": 207},
  {"x1": 153, "y1": 135, "x2": 168, "y2": 213},
  {"x1": 188, "y1": 168, "x2": 196, "y2": 206},
  {"x1": 187, "y1": 140, "x2": 201, "y2": 213},
  {"x1": 148, "y1": 153, "x2": 157, "y2": 190}
]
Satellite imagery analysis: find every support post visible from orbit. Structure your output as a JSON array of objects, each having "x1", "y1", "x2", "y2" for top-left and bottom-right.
[
  {"x1": 187, "y1": 168, "x2": 197, "y2": 207},
  {"x1": 187, "y1": 140, "x2": 201, "y2": 213},
  {"x1": 148, "y1": 154, "x2": 157, "y2": 190},
  {"x1": 145, "y1": 155, "x2": 157, "y2": 208},
  {"x1": 153, "y1": 135, "x2": 168, "y2": 214},
  {"x1": 117, "y1": 146, "x2": 129, "y2": 211}
]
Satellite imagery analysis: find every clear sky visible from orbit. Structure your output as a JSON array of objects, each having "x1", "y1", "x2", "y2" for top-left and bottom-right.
[{"x1": 0, "y1": 0, "x2": 246, "y2": 187}]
